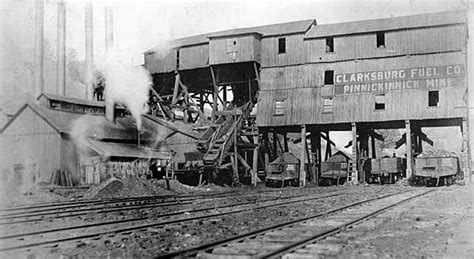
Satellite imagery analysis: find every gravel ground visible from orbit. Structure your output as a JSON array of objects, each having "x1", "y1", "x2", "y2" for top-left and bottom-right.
[{"x1": 1, "y1": 180, "x2": 473, "y2": 258}]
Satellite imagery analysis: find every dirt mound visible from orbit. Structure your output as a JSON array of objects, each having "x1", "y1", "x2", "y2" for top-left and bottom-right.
[{"x1": 83, "y1": 178, "x2": 124, "y2": 199}]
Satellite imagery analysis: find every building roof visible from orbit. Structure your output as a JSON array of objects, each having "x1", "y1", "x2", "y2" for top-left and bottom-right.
[
  {"x1": 144, "y1": 114, "x2": 201, "y2": 139},
  {"x1": 87, "y1": 141, "x2": 171, "y2": 160},
  {"x1": 1, "y1": 103, "x2": 156, "y2": 142},
  {"x1": 146, "y1": 19, "x2": 316, "y2": 52},
  {"x1": 305, "y1": 10, "x2": 466, "y2": 39},
  {"x1": 38, "y1": 93, "x2": 106, "y2": 108}
]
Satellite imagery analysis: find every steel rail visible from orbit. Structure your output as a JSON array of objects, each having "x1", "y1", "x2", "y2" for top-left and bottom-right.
[
  {"x1": 0, "y1": 191, "x2": 348, "y2": 252},
  {"x1": 155, "y1": 189, "x2": 424, "y2": 258},
  {"x1": 261, "y1": 189, "x2": 435, "y2": 258}
]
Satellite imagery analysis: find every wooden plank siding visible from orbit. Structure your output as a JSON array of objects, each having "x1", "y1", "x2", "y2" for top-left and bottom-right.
[
  {"x1": 60, "y1": 137, "x2": 80, "y2": 183},
  {"x1": 0, "y1": 107, "x2": 61, "y2": 182},
  {"x1": 306, "y1": 24, "x2": 466, "y2": 63},
  {"x1": 144, "y1": 49, "x2": 177, "y2": 74},
  {"x1": 261, "y1": 34, "x2": 306, "y2": 67},
  {"x1": 209, "y1": 34, "x2": 261, "y2": 65},
  {"x1": 179, "y1": 44, "x2": 209, "y2": 70},
  {"x1": 256, "y1": 52, "x2": 467, "y2": 127}
]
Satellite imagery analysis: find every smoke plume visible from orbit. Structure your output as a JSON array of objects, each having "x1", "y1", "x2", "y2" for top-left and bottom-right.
[{"x1": 105, "y1": 48, "x2": 151, "y2": 131}]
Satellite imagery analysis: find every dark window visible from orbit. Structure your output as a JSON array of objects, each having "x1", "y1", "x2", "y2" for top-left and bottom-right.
[
  {"x1": 278, "y1": 38, "x2": 286, "y2": 54},
  {"x1": 376, "y1": 32, "x2": 385, "y2": 48},
  {"x1": 428, "y1": 91, "x2": 439, "y2": 107},
  {"x1": 326, "y1": 37, "x2": 334, "y2": 52},
  {"x1": 323, "y1": 98, "x2": 333, "y2": 113},
  {"x1": 324, "y1": 70, "x2": 334, "y2": 85},
  {"x1": 375, "y1": 94, "x2": 385, "y2": 110}
]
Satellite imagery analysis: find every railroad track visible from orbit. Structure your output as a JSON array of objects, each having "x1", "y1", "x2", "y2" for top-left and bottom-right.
[
  {"x1": 0, "y1": 189, "x2": 295, "y2": 225},
  {"x1": 0, "y1": 189, "x2": 349, "y2": 253},
  {"x1": 158, "y1": 188, "x2": 434, "y2": 258}
]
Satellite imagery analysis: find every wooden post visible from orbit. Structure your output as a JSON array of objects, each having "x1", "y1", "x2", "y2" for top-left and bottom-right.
[
  {"x1": 222, "y1": 85, "x2": 227, "y2": 109},
  {"x1": 283, "y1": 132, "x2": 289, "y2": 152},
  {"x1": 406, "y1": 120, "x2": 413, "y2": 179},
  {"x1": 360, "y1": 132, "x2": 369, "y2": 183},
  {"x1": 272, "y1": 132, "x2": 278, "y2": 158},
  {"x1": 233, "y1": 115, "x2": 239, "y2": 183},
  {"x1": 252, "y1": 134, "x2": 259, "y2": 186},
  {"x1": 210, "y1": 66, "x2": 218, "y2": 123},
  {"x1": 371, "y1": 135, "x2": 376, "y2": 158},
  {"x1": 300, "y1": 125, "x2": 307, "y2": 187},
  {"x1": 309, "y1": 132, "x2": 317, "y2": 184},
  {"x1": 199, "y1": 92, "x2": 204, "y2": 112},
  {"x1": 263, "y1": 131, "x2": 270, "y2": 174},
  {"x1": 316, "y1": 130, "x2": 322, "y2": 184},
  {"x1": 172, "y1": 72, "x2": 180, "y2": 105},
  {"x1": 462, "y1": 118, "x2": 470, "y2": 181},
  {"x1": 352, "y1": 123, "x2": 359, "y2": 184}
]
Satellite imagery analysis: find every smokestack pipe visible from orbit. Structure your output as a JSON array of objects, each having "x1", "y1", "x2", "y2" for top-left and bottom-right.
[
  {"x1": 104, "y1": 5, "x2": 114, "y2": 121},
  {"x1": 85, "y1": 1, "x2": 93, "y2": 100},
  {"x1": 56, "y1": 0, "x2": 66, "y2": 96},
  {"x1": 34, "y1": 0, "x2": 44, "y2": 99}
]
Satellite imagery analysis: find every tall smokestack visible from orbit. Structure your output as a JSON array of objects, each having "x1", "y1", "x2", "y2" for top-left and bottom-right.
[
  {"x1": 105, "y1": 5, "x2": 114, "y2": 121},
  {"x1": 56, "y1": 0, "x2": 66, "y2": 96},
  {"x1": 85, "y1": 1, "x2": 93, "y2": 100},
  {"x1": 34, "y1": 0, "x2": 44, "y2": 99}
]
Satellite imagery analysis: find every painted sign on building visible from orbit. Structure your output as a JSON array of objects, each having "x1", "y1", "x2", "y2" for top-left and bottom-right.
[{"x1": 334, "y1": 65, "x2": 465, "y2": 95}]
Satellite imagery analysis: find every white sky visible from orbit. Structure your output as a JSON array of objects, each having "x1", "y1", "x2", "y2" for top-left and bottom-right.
[{"x1": 32, "y1": 0, "x2": 471, "y2": 65}]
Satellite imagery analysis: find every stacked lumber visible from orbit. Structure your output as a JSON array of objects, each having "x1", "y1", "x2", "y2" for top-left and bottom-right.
[
  {"x1": 50, "y1": 169, "x2": 74, "y2": 187},
  {"x1": 417, "y1": 149, "x2": 458, "y2": 158}
]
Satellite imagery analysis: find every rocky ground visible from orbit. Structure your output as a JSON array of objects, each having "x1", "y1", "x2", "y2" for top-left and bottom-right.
[{"x1": 0, "y1": 178, "x2": 472, "y2": 258}]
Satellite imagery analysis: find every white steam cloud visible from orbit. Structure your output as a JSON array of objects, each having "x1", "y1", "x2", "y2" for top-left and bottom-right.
[{"x1": 105, "y1": 48, "x2": 151, "y2": 131}]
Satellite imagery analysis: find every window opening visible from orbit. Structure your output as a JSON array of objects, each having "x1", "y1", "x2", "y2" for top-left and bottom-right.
[
  {"x1": 326, "y1": 37, "x2": 334, "y2": 52},
  {"x1": 375, "y1": 94, "x2": 385, "y2": 110},
  {"x1": 428, "y1": 91, "x2": 439, "y2": 107},
  {"x1": 376, "y1": 32, "x2": 385, "y2": 48},
  {"x1": 278, "y1": 38, "x2": 286, "y2": 54},
  {"x1": 324, "y1": 70, "x2": 334, "y2": 85}
]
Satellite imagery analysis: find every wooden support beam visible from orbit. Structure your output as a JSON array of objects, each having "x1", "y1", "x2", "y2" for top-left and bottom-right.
[
  {"x1": 172, "y1": 72, "x2": 180, "y2": 105},
  {"x1": 237, "y1": 153, "x2": 251, "y2": 171},
  {"x1": 406, "y1": 120, "x2": 413, "y2": 179},
  {"x1": 299, "y1": 125, "x2": 307, "y2": 187},
  {"x1": 359, "y1": 132, "x2": 368, "y2": 183},
  {"x1": 305, "y1": 136, "x2": 313, "y2": 182},
  {"x1": 263, "y1": 132, "x2": 270, "y2": 174},
  {"x1": 462, "y1": 118, "x2": 471, "y2": 180},
  {"x1": 371, "y1": 135, "x2": 376, "y2": 158},
  {"x1": 210, "y1": 66, "x2": 218, "y2": 123},
  {"x1": 352, "y1": 122, "x2": 359, "y2": 184},
  {"x1": 309, "y1": 132, "x2": 318, "y2": 184},
  {"x1": 272, "y1": 132, "x2": 278, "y2": 158},
  {"x1": 233, "y1": 115, "x2": 239, "y2": 185},
  {"x1": 283, "y1": 132, "x2": 289, "y2": 153},
  {"x1": 252, "y1": 134, "x2": 259, "y2": 186},
  {"x1": 222, "y1": 85, "x2": 227, "y2": 110}
]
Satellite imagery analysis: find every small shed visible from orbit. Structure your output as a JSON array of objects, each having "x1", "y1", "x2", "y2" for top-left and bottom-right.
[
  {"x1": 266, "y1": 152, "x2": 300, "y2": 186},
  {"x1": 0, "y1": 94, "x2": 172, "y2": 186},
  {"x1": 321, "y1": 151, "x2": 353, "y2": 180}
]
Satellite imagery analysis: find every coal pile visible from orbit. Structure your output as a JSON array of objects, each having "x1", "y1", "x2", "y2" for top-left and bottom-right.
[{"x1": 417, "y1": 149, "x2": 458, "y2": 158}]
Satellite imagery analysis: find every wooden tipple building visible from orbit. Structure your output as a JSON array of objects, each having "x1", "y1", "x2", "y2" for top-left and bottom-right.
[{"x1": 145, "y1": 10, "x2": 471, "y2": 186}]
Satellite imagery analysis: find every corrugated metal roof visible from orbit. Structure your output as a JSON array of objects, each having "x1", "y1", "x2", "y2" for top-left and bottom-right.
[
  {"x1": 305, "y1": 10, "x2": 466, "y2": 39},
  {"x1": 146, "y1": 19, "x2": 315, "y2": 53},
  {"x1": 87, "y1": 140, "x2": 171, "y2": 159}
]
